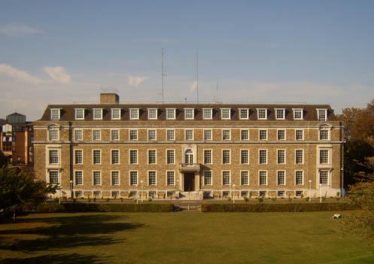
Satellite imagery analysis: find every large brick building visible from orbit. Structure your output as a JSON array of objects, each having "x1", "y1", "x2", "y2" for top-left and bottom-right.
[{"x1": 33, "y1": 93, "x2": 344, "y2": 200}]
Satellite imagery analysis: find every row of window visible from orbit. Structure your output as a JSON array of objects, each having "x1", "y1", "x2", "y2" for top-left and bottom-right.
[
  {"x1": 48, "y1": 127, "x2": 331, "y2": 142},
  {"x1": 50, "y1": 107, "x2": 329, "y2": 121},
  {"x1": 47, "y1": 148, "x2": 331, "y2": 166},
  {"x1": 48, "y1": 169, "x2": 330, "y2": 186}
]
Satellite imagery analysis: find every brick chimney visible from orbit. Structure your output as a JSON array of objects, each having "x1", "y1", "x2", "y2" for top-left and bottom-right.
[{"x1": 100, "y1": 93, "x2": 119, "y2": 104}]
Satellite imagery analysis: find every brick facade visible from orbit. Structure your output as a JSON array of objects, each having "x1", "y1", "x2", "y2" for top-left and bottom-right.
[{"x1": 33, "y1": 93, "x2": 344, "y2": 200}]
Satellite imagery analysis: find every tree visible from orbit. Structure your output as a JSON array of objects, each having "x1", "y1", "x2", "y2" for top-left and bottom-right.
[
  {"x1": 0, "y1": 166, "x2": 57, "y2": 220},
  {"x1": 348, "y1": 182, "x2": 374, "y2": 239},
  {"x1": 338, "y1": 100, "x2": 374, "y2": 185}
]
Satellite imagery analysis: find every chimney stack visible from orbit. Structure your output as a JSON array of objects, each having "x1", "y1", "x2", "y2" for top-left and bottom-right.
[{"x1": 100, "y1": 93, "x2": 119, "y2": 104}]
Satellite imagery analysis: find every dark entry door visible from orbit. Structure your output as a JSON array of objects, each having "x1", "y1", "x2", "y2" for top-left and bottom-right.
[{"x1": 184, "y1": 173, "x2": 195, "y2": 192}]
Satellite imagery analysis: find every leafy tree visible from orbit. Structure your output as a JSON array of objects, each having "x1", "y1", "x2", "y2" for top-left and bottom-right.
[
  {"x1": 0, "y1": 166, "x2": 57, "y2": 220},
  {"x1": 338, "y1": 100, "x2": 374, "y2": 185},
  {"x1": 348, "y1": 182, "x2": 374, "y2": 239}
]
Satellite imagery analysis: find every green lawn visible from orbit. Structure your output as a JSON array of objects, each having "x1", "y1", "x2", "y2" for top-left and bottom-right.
[{"x1": 0, "y1": 212, "x2": 372, "y2": 264}]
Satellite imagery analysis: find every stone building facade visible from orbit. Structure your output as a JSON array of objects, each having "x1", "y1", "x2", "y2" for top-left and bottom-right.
[{"x1": 33, "y1": 93, "x2": 344, "y2": 200}]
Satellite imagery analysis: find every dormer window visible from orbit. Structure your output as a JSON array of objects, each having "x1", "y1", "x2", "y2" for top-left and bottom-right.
[
  {"x1": 75, "y1": 108, "x2": 85, "y2": 120},
  {"x1": 275, "y1": 108, "x2": 285, "y2": 120},
  {"x1": 221, "y1": 108, "x2": 231, "y2": 120},
  {"x1": 166, "y1": 108, "x2": 176, "y2": 120},
  {"x1": 93, "y1": 108, "x2": 103, "y2": 120},
  {"x1": 129, "y1": 108, "x2": 139, "y2": 120},
  {"x1": 148, "y1": 108, "x2": 158, "y2": 120},
  {"x1": 317, "y1": 109, "x2": 327, "y2": 121},
  {"x1": 203, "y1": 108, "x2": 212, "y2": 120},
  {"x1": 293, "y1": 109, "x2": 303, "y2": 120},
  {"x1": 257, "y1": 108, "x2": 267, "y2": 120},
  {"x1": 239, "y1": 108, "x2": 249, "y2": 120},
  {"x1": 111, "y1": 108, "x2": 121, "y2": 120},
  {"x1": 50, "y1": 108, "x2": 60, "y2": 121},
  {"x1": 184, "y1": 108, "x2": 194, "y2": 120}
]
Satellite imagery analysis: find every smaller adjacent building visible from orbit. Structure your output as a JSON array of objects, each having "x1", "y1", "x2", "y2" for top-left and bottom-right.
[{"x1": 0, "y1": 113, "x2": 33, "y2": 165}]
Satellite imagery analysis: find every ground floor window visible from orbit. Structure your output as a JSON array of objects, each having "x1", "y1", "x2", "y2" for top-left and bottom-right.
[
  {"x1": 167, "y1": 171, "x2": 175, "y2": 186},
  {"x1": 112, "y1": 191, "x2": 119, "y2": 198},
  {"x1": 49, "y1": 170, "x2": 59, "y2": 184},
  {"x1": 277, "y1": 191, "x2": 285, "y2": 198},
  {"x1": 204, "y1": 170, "x2": 212, "y2": 185},
  {"x1": 319, "y1": 170, "x2": 329, "y2": 185},
  {"x1": 295, "y1": 191, "x2": 303, "y2": 197}
]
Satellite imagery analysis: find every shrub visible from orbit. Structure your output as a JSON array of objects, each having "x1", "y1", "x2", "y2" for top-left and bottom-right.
[
  {"x1": 201, "y1": 202, "x2": 357, "y2": 212},
  {"x1": 31, "y1": 202, "x2": 175, "y2": 213}
]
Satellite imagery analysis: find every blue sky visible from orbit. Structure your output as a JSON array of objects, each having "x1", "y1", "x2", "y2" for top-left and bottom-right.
[{"x1": 0, "y1": 0, "x2": 373, "y2": 120}]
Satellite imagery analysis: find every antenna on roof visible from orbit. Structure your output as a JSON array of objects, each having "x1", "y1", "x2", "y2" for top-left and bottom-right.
[
  {"x1": 161, "y1": 48, "x2": 167, "y2": 103},
  {"x1": 195, "y1": 50, "x2": 199, "y2": 104}
]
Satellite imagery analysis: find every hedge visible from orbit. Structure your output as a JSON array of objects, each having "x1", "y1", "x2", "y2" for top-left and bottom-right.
[
  {"x1": 201, "y1": 202, "x2": 358, "y2": 212},
  {"x1": 34, "y1": 202, "x2": 175, "y2": 213}
]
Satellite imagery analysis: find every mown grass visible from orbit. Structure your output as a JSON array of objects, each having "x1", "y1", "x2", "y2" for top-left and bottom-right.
[{"x1": 0, "y1": 211, "x2": 372, "y2": 264}]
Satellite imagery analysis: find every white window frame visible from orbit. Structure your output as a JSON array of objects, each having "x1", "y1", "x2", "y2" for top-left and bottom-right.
[
  {"x1": 220, "y1": 108, "x2": 231, "y2": 120},
  {"x1": 111, "y1": 170, "x2": 120, "y2": 186},
  {"x1": 257, "y1": 108, "x2": 267, "y2": 120},
  {"x1": 277, "y1": 129, "x2": 286, "y2": 141},
  {"x1": 185, "y1": 129, "x2": 194, "y2": 141},
  {"x1": 92, "y1": 170, "x2": 102, "y2": 186},
  {"x1": 74, "y1": 170, "x2": 84, "y2": 186},
  {"x1": 148, "y1": 170, "x2": 157, "y2": 186},
  {"x1": 295, "y1": 149, "x2": 304, "y2": 165},
  {"x1": 240, "y1": 129, "x2": 249, "y2": 141},
  {"x1": 48, "y1": 170, "x2": 60, "y2": 185},
  {"x1": 148, "y1": 149, "x2": 157, "y2": 165},
  {"x1": 275, "y1": 108, "x2": 285, "y2": 120},
  {"x1": 222, "y1": 170, "x2": 231, "y2": 185},
  {"x1": 93, "y1": 108, "x2": 103, "y2": 120},
  {"x1": 166, "y1": 108, "x2": 176, "y2": 120},
  {"x1": 259, "y1": 129, "x2": 268, "y2": 141},
  {"x1": 222, "y1": 149, "x2": 231, "y2": 165},
  {"x1": 203, "y1": 170, "x2": 213, "y2": 186},
  {"x1": 166, "y1": 170, "x2": 176, "y2": 186},
  {"x1": 111, "y1": 108, "x2": 121, "y2": 120},
  {"x1": 203, "y1": 129, "x2": 213, "y2": 141},
  {"x1": 293, "y1": 108, "x2": 303, "y2": 120},
  {"x1": 110, "y1": 129, "x2": 120, "y2": 141},
  {"x1": 111, "y1": 149, "x2": 120, "y2": 165},
  {"x1": 295, "y1": 129, "x2": 304, "y2": 141},
  {"x1": 277, "y1": 149, "x2": 286, "y2": 165},
  {"x1": 239, "y1": 108, "x2": 249, "y2": 120},
  {"x1": 240, "y1": 149, "x2": 249, "y2": 164},
  {"x1": 74, "y1": 149, "x2": 83, "y2": 165},
  {"x1": 319, "y1": 148, "x2": 331, "y2": 165},
  {"x1": 129, "y1": 129, "x2": 138, "y2": 141},
  {"x1": 48, "y1": 149, "x2": 60, "y2": 165},
  {"x1": 184, "y1": 108, "x2": 194, "y2": 120},
  {"x1": 222, "y1": 129, "x2": 231, "y2": 141},
  {"x1": 129, "y1": 171, "x2": 138, "y2": 186},
  {"x1": 148, "y1": 129, "x2": 157, "y2": 141},
  {"x1": 295, "y1": 170, "x2": 304, "y2": 185},
  {"x1": 319, "y1": 170, "x2": 330, "y2": 185},
  {"x1": 202, "y1": 108, "x2": 213, "y2": 120},
  {"x1": 50, "y1": 108, "x2": 61, "y2": 121},
  {"x1": 258, "y1": 149, "x2": 268, "y2": 165},
  {"x1": 319, "y1": 128, "x2": 330, "y2": 141},
  {"x1": 129, "y1": 149, "x2": 138, "y2": 165},
  {"x1": 166, "y1": 149, "x2": 175, "y2": 165},
  {"x1": 203, "y1": 149, "x2": 213, "y2": 164},
  {"x1": 75, "y1": 108, "x2": 85, "y2": 120},
  {"x1": 74, "y1": 129, "x2": 83, "y2": 141},
  {"x1": 258, "y1": 170, "x2": 268, "y2": 186},
  {"x1": 166, "y1": 129, "x2": 175, "y2": 141},
  {"x1": 92, "y1": 149, "x2": 101, "y2": 165},
  {"x1": 277, "y1": 170, "x2": 286, "y2": 186},
  {"x1": 48, "y1": 127, "x2": 60, "y2": 141},
  {"x1": 129, "y1": 108, "x2": 139, "y2": 120},
  {"x1": 148, "y1": 108, "x2": 158, "y2": 120},
  {"x1": 92, "y1": 129, "x2": 101, "y2": 141},
  {"x1": 317, "y1": 108, "x2": 328, "y2": 121},
  {"x1": 240, "y1": 170, "x2": 250, "y2": 186}
]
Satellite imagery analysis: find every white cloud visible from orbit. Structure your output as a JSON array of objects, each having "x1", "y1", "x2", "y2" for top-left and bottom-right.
[
  {"x1": 0, "y1": 64, "x2": 41, "y2": 84},
  {"x1": 44, "y1": 66, "x2": 71, "y2": 83},
  {"x1": 128, "y1": 75, "x2": 147, "y2": 87},
  {"x1": 0, "y1": 24, "x2": 43, "y2": 36}
]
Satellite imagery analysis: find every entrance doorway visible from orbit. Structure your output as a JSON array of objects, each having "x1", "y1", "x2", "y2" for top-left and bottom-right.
[{"x1": 184, "y1": 173, "x2": 195, "y2": 192}]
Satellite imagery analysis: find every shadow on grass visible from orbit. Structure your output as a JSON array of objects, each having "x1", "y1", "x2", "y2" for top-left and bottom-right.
[
  {"x1": 0, "y1": 253, "x2": 103, "y2": 264},
  {"x1": 0, "y1": 214, "x2": 143, "y2": 262}
]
